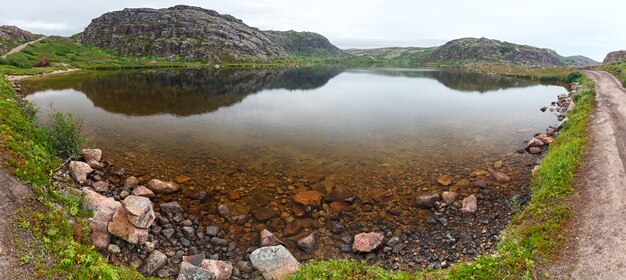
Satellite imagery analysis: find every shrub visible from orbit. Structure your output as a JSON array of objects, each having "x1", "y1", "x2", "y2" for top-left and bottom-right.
[
  {"x1": 561, "y1": 71, "x2": 582, "y2": 83},
  {"x1": 42, "y1": 111, "x2": 87, "y2": 159},
  {"x1": 2, "y1": 54, "x2": 33, "y2": 69}
]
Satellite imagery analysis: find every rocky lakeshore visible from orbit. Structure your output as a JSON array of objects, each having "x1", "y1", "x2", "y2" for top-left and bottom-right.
[{"x1": 14, "y1": 73, "x2": 579, "y2": 279}]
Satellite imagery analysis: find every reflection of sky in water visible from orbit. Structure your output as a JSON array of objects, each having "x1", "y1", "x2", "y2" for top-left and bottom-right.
[{"x1": 25, "y1": 68, "x2": 565, "y2": 169}]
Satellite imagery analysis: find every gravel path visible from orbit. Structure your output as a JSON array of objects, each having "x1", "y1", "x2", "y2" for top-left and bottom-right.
[
  {"x1": 1, "y1": 36, "x2": 47, "y2": 59},
  {"x1": 547, "y1": 71, "x2": 626, "y2": 279}
]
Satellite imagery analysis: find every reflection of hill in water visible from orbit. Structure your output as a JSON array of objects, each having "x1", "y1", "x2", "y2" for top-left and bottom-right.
[
  {"x1": 353, "y1": 68, "x2": 540, "y2": 93},
  {"x1": 23, "y1": 66, "x2": 344, "y2": 116}
]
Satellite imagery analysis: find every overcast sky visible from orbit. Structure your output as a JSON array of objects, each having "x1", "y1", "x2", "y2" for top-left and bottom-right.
[{"x1": 1, "y1": 0, "x2": 624, "y2": 61}]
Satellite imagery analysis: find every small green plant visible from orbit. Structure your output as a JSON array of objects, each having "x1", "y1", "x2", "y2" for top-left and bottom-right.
[
  {"x1": 509, "y1": 196, "x2": 523, "y2": 213},
  {"x1": 16, "y1": 99, "x2": 38, "y2": 122},
  {"x1": 42, "y1": 110, "x2": 88, "y2": 159}
]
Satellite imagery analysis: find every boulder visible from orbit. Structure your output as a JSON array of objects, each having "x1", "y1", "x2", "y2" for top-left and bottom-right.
[
  {"x1": 352, "y1": 232, "x2": 384, "y2": 253},
  {"x1": 177, "y1": 261, "x2": 211, "y2": 280},
  {"x1": 249, "y1": 245, "x2": 300, "y2": 280},
  {"x1": 132, "y1": 186, "x2": 155, "y2": 198},
  {"x1": 253, "y1": 206, "x2": 277, "y2": 222},
  {"x1": 535, "y1": 134, "x2": 554, "y2": 145},
  {"x1": 293, "y1": 190, "x2": 323, "y2": 207},
  {"x1": 70, "y1": 161, "x2": 93, "y2": 184},
  {"x1": 124, "y1": 176, "x2": 139, "y2": 188},
  {"x1": 81, "y1": 148, "x2": 102, "y2": 162},
  {"x1": 525, "y1": 138, "x2": 544, "y2": 150},
  {"x1": 296, "y1": 233, "x2": 316, "y2": 251},
  {"x1": 260, "y1": 229, "x2": 284, "y2": 247},
  {"x1": 414, "y1": 193, "x2": 441, "y2": 209},
  {"x1": 107, "y1": 207, "x2": 149, "y2": 244},
  {"x1": 140, "y1": 250, "x2": 167, "y2": 276},
  {"x1": 92, "y1": 181, "x2": 109, "y2": 192},
  {"x1": 461, "y1": 195, "x2": 478, "y2": 214},
  {"x1": 441, "y1": 191, "x2": 459, "y2": 204},
  {"x1": 200, "y1": 259, "x2": 233, "y2": 280},
  {"x1": 86, "y1": 159, "x2": 103, "y2": 169},
  {"x1": 81, "y1": 188, "x2": 121, "y2": 248},
  {"x1": 122, "y1": 195, "x2": 155, "y2": 228},
  {"x1": 491, "y1": 171, "x2": 511, "y2": 183},
  {"x1": 148, "y1": 179, "x2": 179, "y2": 194},
  {"x1": 160, "y1": 201, "x2": 184, "y2": 213},
  {"x1": 436, "y1": 175, "x2": 453, "y2": 186},
  {"x1": 529, "y1": 147, "x2": 542, "y2": 155}
]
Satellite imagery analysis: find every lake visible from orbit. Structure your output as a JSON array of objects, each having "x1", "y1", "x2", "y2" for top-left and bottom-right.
[{"x1": 22, "y1": 67, "x2": 565, "y2": 269}]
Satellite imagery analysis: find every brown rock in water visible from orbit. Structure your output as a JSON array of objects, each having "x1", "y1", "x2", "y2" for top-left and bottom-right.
[
  {"x1": 473, "y1": 180, "x2": 487, "y2": 188},
  {"x1": 70, "y1": 161, "x2": 93, "y2": 184},
  {"x1": 260, "y1": 229, "x2": 284, "y2": 247},
  {"x1": 493, "y1": 160, "x2": 503, "y2": 169},
  {"x1": 437, "y1": 175, "x2": 453, "y2": 186},
  {"x1": 122, "y1": 195, "x2": 155, "y2": 228},
  {"x1": 296, "y1": 233, "x2": 316, "y2": 251},
  {"x1": 529, "y1": 147, "x2": 542, "y2": 155},
  {"x1": 441, "y1": 191, "x2": 459, "y2": 204},
  {"x1": 132, "y1": 186, "x2": 155, "y2": 198},
  {"x1": 147, "y1": 179, "x2": 179, "y2": 194},
  {"x1": 324, "y1": 187, "x2": 356, "y2": 203},
  {"x1": 107, "y1": 207, "x2": 149, "y2": 244},
  {"x1": 469, "y1": 170, "x2": 488, "y2": 177},
  {"x1": 303, "y1": 172, "x2": 325, "y2": 184},
  {"x1": 461, "y1": 195, "x2": 478, "y2": 214},
  {"x1": 253, "y1": 206, "x2": 278, "y2": 222},
  {"x1": 414, "y1": 193, "x2": 441, "y2": 209},
  {"x1": 491, "y1": 171, "x2": 511, "y2": 183},
  {"x1": 81, "y1": 148, "x2": 102, "y2": 162},
  {"x1": 175, "y1": 175, "x2": 191, "y2": 184},
  {"x1": 366, "y1": 188, "x2": 398, "y2": 203},
  {"x1": 352, "y1": 232, "x2": 384, "y2": 253},
  {"x1": 535, "y1": 134, "x2": 554, "y2": 145},
  {"x1": 292, "y1": 203, "x2": 310, "y2": 217},
  {"x1": 329, "y1": 201, "x2": 351, "y2": 212},
  {"x1": 294, "y1": 190, "x2": 323, "y2": 207},
  {"x1": 200, "y1": 259, "x2": 233, "y2": 280},
  {"x1": 283, "y1": 222, "x2": 303, "y2": 237},
  {"x1": 228, "y1": 191, "x2": 241, "y2": 200}
]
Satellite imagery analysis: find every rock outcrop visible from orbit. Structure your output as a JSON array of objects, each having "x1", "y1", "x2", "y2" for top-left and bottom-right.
[
  {"x1": 0, "y1": 25, "x2": 39, "y2": 54},
  {"x1": 603, "y1": 50, "x2": 626, "y2": 64},
  {"x1": 265, "y1": 30, "x2": 347, "y2": 59},
  {"x1": 79, "y1": 5, "x2": 289, "y2": 62}
]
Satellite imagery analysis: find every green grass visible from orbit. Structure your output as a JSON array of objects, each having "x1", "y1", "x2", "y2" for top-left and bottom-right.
[
  {"x1": 291, "y1": 72, "x2": 595, "y2": 280},
  {"x1": 601, "y1": 60, "x2": 626, "y2": 87},
  {"x1": 0, "y1": 75, "x2": 148, "y2": 279}
]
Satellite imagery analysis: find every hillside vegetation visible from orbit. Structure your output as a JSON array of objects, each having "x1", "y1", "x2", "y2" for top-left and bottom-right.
[
  {"x1": 0, "y1": 25, "x2": 40, "y2": 55},
  {"x1": 265, "y1": 30, "x2": 348, "y2": 60}
]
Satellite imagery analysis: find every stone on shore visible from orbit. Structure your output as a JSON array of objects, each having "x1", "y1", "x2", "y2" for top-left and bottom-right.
[
  {"x1": 140, "y1": 250, "x2": 167, "y2": 276},
  {"x1": 124, "y1": 176, "x2": 139, "y2": 188},
  {"x1": 352, "y1": 232, "x2": 384, "y2": 253},
  {"x1": 535, "y1": 134, "x2": 554, "y2": 145},
  {"x1": 132, "y1": 186, "x2": 155, "y2": 198},
  {"x1": 86, "y1": 159, "x2": 103, "y2": 169},
  {"x1": 529, "y1": 147, "x2": 542, "y2": 155},
  {"x1": 81, "y1": 188, "x2": 120, "y2": 248},
  {"x1": 249, "y1": 245, "x2": 300, "y2": 280},
  {"x1": 70, "y1": 161, "x2": 93, "y2": 184},
  {"x1": 200, "y1": 259, "x2": 233, "y2": 280},
  {"x1": 441, "y1": 191, "x2": 459, "y2": 204},
  {"x1": 107, "y1": 206, "x2": 149, "y2": 244},
  {"x1": 92, "y1": 181, "x2": 109, "y2": 192},
  {"x1": 260, "y1": 229, "x2": 284, "y2": 247},
  {"x1": 461, "y1": 195, "x2": 478, "y2": 214},
  {"x1": 81, "y1": 148, "x2": 102, "y2": 162},
  {"x1": 122, "y1": 195, "x2": 155, "y2": 228},
  {"x1": 525, "y1": 138, "x2": 544, "y2": 150},
  {"x1": 414, "y1": 193, "x2": 441, "y2": 209},
  {"x1": 296, "y1": 233, "x2": 316, "y2": 251},
  {"x1": 160, "y1": 201, "x2": 184, "y2": 213},
  {"x1": 177, "y1": 261, "x2": 210, "y2": 280},
  {"x1": 147, "y1": 179, "x2": 179, "y2": 194}
]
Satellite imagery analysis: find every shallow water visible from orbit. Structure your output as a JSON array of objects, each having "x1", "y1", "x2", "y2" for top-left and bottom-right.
[{"x1": 23, "y1": 67, "x2": 565, "y2": 268}]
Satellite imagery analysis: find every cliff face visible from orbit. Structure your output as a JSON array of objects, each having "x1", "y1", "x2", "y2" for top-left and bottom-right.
[
  {"x1": 265, "y1": 30, "x2": 347, "y2": 59},
  {"x1": 603, "y1": 51, "x2": 626, "y2": 64},
  {"x1": 78, "y1": 5, "x2": 289, "y2": 62},
  {"x1": 0, "y1": 25, "x2": 40, "y2": 54}
]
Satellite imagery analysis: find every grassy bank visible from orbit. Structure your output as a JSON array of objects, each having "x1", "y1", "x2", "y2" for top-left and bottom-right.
[
  {"x1": 0, "y1": 75, "x2": 147, "y2": 279},
  {"x1": 601, "y1": 60, "x2": 626, "y2": 87},
  {"x1": 291, "y1": 71, "x2": 595, "y2": 279}
]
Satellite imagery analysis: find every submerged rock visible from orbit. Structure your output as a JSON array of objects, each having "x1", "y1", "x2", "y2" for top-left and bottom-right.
[
  {"x1": 491, "y1": 171, "x2": 511, "y2": 183},
  {"x1": 249, "y1": 245, "x2": 300, "y2": 280},
  {"x1": 296, "y1": 233, "x2": 316, "y2": 251},
  {"x1": 260, "y1": 229, "x2": 284, "y2": 247},
  {"x1": 293, "y1": 190, "x2": 323, "y2": 207},
  {"x1": 437, "y1": 175, "x2": 453, "y2": 186}
]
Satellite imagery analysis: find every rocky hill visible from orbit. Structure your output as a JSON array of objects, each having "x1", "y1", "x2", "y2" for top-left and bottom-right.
[
  {"x1": 0, "y1": 25, "x2": 40, "y2": 54},
  {"x1": 265, "y1": 30, "x2": 347, "y2": 59},
  {"x1": 79, "y1": 5, "x2": 289, "y2": 62},
  {"x1": 603, "y1": 50, "x2": 626, "y2": 64},
  {"x1": 348, "y1": 38, "x2": 598, "y2": 67}
]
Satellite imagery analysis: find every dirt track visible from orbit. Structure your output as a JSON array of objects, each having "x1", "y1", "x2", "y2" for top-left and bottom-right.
[
  {"x1": 547, "y1": 71, "x2": 626, "y2": 279},
  {"x1": 1, "y1": 36, "x2": 47, "y2": 59}
]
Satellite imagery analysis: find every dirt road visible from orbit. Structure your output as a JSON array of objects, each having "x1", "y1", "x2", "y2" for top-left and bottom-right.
[
  {"x1": 547, "y1": 71, "x2": 626, "y2": 279},
  {"x1": 1, "y1": 36, "x2": 47, "y2": 59}
]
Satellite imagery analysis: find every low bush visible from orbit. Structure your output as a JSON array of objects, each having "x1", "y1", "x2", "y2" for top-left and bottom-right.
[{"x1": 42, "y1": 110, "x2": 88, "y2": 159}]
